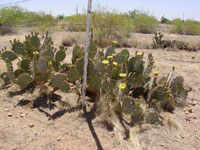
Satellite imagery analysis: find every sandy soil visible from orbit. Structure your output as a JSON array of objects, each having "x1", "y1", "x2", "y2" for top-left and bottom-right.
[{"x1": 0, "y1": 31, "x2": 200, "y2": 150}]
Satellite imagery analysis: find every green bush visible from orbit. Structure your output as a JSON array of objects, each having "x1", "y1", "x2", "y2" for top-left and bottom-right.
[
  {"x1": 65, "y1": 7, "x2": 133, "y2": 40},
  {"x1": 65, "y1": 14, "x2": 87, "y2": 32},
  {"x1": 171, "y1": 19, "x2": 200, "y2": 35},
  {"x1": 128, "y1": 10, "x2": 159, "y2": 33},
  {"x1": 0, "y1": 6, "x2": 56, "y2": 31},
  {"x1": 161, "y1": 16, "x2": 171, "y2": 24}
]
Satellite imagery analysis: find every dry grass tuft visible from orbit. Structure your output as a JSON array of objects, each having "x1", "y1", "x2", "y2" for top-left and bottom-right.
[{"x1": 62, "y1": 33, "x2": 84, "y2": 47}]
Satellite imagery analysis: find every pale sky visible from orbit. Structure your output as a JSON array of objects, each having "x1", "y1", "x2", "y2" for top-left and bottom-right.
[{"x1": 0, "y1": 0, "x2": 200, "y2": 21}]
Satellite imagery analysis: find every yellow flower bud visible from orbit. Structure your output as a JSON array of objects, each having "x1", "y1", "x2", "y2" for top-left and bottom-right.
[
  {"x1": 113, "y1": 62, "x2": 118, "y2": 66},
  {"x1": 112, "y1": 41, "x2": 118, "y2": 45},
  {"x1": 48, "y1": 61, "x2": 52, "y2": 66},
  {"x1": 119, "y1": 73, "x2": 127, "y2": 78},
  {"x1": 137, "y1": 52, "x2": 143, "y2": 56},
  {"x1": 119, "y1": 83, "x2": 126, "y2": 90},
  {"x1": 107, "y1": 56, "x2": 113, "y2": 59},
  {"x1": 102, "y1": 60, "x2": 109, "y2": 65},
  {"x1": 33, "y1": 51, "x2": 39, "y2": 55},
  {"x1": 112, "y1": 53, "x2": 117, "y2": 57},
  {"x1": 154, "y1": 71, "x2": 159, "y2": 76}
]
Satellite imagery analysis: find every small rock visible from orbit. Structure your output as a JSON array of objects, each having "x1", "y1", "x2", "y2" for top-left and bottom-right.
[
  {"x1": 184, "y1": 107, "x2": 192, "y2": 114},
  {"x1": 110, "y1": 132, "x2": 115, "y2": 138},
  {"x1": 188, "y1": 113, "x2": 196, "y2": 119},
  {"x1": 8, "y1": 113, "x2": 12, "y2": 117},
  {"x1": 20, "y1": 114, "x2": 26, "y2": 118},
  {"x1": 4, "y1": 108, "x2": 9, "y2": 112},
  {"x1": 161, "y1": 144, "x2": 164, "y2": 147},
  {"x1": 28, "y1": 123, "x2": 34, "y2": 128},
  {"x1": 57, "y1": 138, "x2": 61, "y2": 141},
  {"x1": 187, "y1": 108, "x2": 193, "y2": 113},
  {"x1": 191, "y1": 101, "x2": 197, "y2": 106},
  {"x1": 180, "y1": 134, "x2": 184, "y2": 139}
]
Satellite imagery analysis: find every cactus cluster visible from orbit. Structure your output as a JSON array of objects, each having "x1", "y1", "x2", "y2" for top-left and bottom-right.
[
  {"x1": 69, "y1": 41, "x2": 191, "y2": 126},
  {"x1": 0, "y1": 33, "x2": 191, "y2": 126},
  {"x1": 0, "y1": 32, "x2": 70, "y2": 93}
]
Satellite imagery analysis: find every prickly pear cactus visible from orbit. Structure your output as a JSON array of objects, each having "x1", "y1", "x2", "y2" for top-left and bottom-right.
[
  {"x1": 105, "y1": 47, "x2": 115, "y2": 58},
  {"x1": 55, "y1": 50, "x2": 66, "y2": 62},
  {"x1": 170, "y1": 76, "x2": 192, "y2": 106},
  {"x1": 120, "y1": 49, "x2": 130, "y2": 63},
  {"x1": 72, "y1": 46, "x2": 84, "y2": 64},
  {"x1": 0, "y1": 32, "x2": 71, "y2": 94}
]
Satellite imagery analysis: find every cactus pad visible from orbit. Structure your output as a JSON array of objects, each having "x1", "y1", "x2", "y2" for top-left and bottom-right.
[
  {"x1": 120, "y1": 49, "x2": 130, "y2": 63},
  {"x1": 35, "y1": 73, "x2": 50, "y2": 83},
  {"x1": 51, "y1": 74, "x2": 66, "y2": 88},
  {"x1": 88, "y1": 43, "x2": 97, "y2": 59},
  {"x1": 55, "y1": 50, "x2": 66, "y2": 62},
  {"x1": 72, "y1": 46, "x2": 84, "y2": 64},
  {"x1": 12, "y1": 42, "x2": 25, "y2": 55},
  {"x1": 2, "y1": 51, "x2": 17, "y2": 61},
  {"x1": 76, "y1": 58, "x2": 94, "y2": 78},
  {"x1": 68, "y1": 66, "x2": 82, "y2": 81},
  {"x1": 30, "y1": 36, "x2": 40, "y2": 48},
  {"x1": 38, "y1": 58, "x2": 48, "y2": 73},
  {"x1": 59, "y1": 81, "x2": 70, "y2": 93},
  {"x1": 89, "y1": 76, "x2": 101, "y2": 91},
  {"x1": 21, "y1": 59, "x2": 30, "y2": 71},
  {"x1": 43, "y1": 50, "x2": 54, "y2": 60},
  {"x1": 17, "y1": 73, "x2": 33, "y2": 88},
  {"x1": 14, "y1": 69, "x2": 24, "y2": 78},
  {"x1": 105, "y1": 47, "x2": 115, "y2": 58}
]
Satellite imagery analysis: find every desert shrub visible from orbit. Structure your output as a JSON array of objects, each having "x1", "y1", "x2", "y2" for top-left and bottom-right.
[
  {"x1": 128, "y1": 10, "x2": 159, "y2": 33},
  {"x1": 171, "y1": 19, "x2": 200, "y2": 35},
  {"x1": 56, "y1": 15, "x2": 65, "y2": 20},
  {"x1": 184, "y1": 20, "x2": 200, "y2": 35},
  {"x1": 65, "y1": 14, "x2": 87, "y2": 32},
  {"x1": 62, "y1": 34, "x2": 83, "y2": 47},
  {"x1": 0, "y1": 26, "x2": 13, "y2": 35},
  {"x1": 161, "y1": 16, "x2": 171, "y2": 24},
  {"x1": 65, "y1": 7, "x2": 133, "y2": 40},
  {"x1": 0, "y1": 6, "x2": 56, "y2": 31},
  {"x1": 0, "y1": 6, "x2": 26, "y2": 26},
  {"x1": 91, "y1": 9, "x2": 133, "y2": 39}
]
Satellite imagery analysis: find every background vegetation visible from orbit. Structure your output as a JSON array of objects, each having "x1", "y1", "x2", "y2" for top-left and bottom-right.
[
  {"x1": 1, "y1": 5, "x2": 200, "y2": 36},
  {"x1": 0, "y1": 6, "x2": 56, "y2": 33}
]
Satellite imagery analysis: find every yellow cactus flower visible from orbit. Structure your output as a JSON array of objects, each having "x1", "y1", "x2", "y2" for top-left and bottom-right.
[
  {"x1": 112, "y1": 53, "x2": 117, "y2": 57},
  {"x1": 154, "y1": 71, "x2": 159, "y2": 76},
  {"x1": 137, "y1": 52, "x2": 143, "y2": 56},
  {"x1": 48, "y1": 61, "x2": 52, "y2": 66},
  {"x1": 107, "y1": 56, "x2": 113, "y2": 59},
  {"x1": 112, "y1": 41, "x2": 118, "y2": 45},
  {"x1": 119, "y1": 73, "x2": 127, "y2": 78},
  {"x1": 33, "y1": 51, "x2": 39, "y2": 55},
  {"x1": 119, "y1": 83, "x2": 126, "y2": 90},
  {"x1": 113, "y1": 62, "x2": 118, "y2": 66},
  {"x1": 102, "y1": 60, "x2": 109, "y2": 65}
]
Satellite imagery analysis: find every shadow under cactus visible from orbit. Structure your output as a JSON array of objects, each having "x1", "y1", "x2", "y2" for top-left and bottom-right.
[{"x1": 8, "y1": 82, "x2": 37, "y2": 97}]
